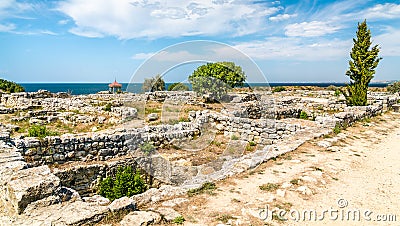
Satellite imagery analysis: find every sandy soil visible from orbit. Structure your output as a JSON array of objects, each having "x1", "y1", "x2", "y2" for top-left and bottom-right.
[{"x1": 165, "y1": 112, "x2": 400, "y2": 225}]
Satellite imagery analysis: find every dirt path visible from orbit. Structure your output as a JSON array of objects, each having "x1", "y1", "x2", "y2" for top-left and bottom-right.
[{"x1": 167, "y1": 112, "x2": 400, "y2": 225}]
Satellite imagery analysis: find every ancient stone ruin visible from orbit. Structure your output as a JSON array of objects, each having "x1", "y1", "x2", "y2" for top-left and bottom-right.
[{"x1": 0, "y1": 89, "x2": 398, "y2": 225}]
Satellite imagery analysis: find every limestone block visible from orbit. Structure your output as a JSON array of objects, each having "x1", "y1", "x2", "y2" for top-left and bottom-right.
[
  {"x1": 108, "y1": 196, "x2": 136, "y2": 213},
  {"x1": 6, "y1": 165, "x2": 60, "y2": 214},
  {"x1": 120, "y1": 211, "x2": 161, "y2": 226}
]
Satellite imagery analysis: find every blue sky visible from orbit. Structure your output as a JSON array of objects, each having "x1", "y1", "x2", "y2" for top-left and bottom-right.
[{"x1": 0, "y1": 0, "x2": 399, "y2": 83}]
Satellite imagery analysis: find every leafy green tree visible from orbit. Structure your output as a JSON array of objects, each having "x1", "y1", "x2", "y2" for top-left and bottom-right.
[
  {"x1": 189, "y1": 62, "x2": 246, "y2": 101},
  {"x1": 167, "y1": 82, "x2": 189, "y2": 91},
  {"x1": 142, "y1": 74, "x2": 165, "y2": 92},
  {"x1": 341, "y1": 20, "x2": 381, "y2": 106},
  {"x1": 98, "y1": 166, "x2": 147, "y2": 201},
  {"x1": 0, "y1": 78, "x2": 25, "y2": 93}
]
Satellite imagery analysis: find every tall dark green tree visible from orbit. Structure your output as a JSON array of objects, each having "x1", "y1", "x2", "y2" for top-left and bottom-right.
[
  {"x1": 189, "y1": 62, "x2": 246, "y2": 101},
  {"x1": 341, "y1": 20, "x2": 381, "y2": 106}
]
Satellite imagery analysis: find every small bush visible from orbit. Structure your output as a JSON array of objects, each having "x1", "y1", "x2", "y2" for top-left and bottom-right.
[
  {"x1": 249, "y1": 141, "x2": 256, "y2": 146},
  {"x1": 168, "y1": 82, "x2": 189, "y2": 91},
  {"x1": 272, "y1": 86, "x2": 286, "y2": 93},
  {"x1": 98, "y1": 166, "x2": 147, "y2": 201},
  {"x1": 231, "y1": 134, "x2": 239, "y2": 140},
  {"x1": 172, "y1": 216, "x2": 185, "y2": 224},
  {"x1": 27, "y1": 125, "x2": 58, "y2": 138},
  {"x1": 259, "y1": 183, "x2": 279, "y2": 192},
  {"x1": 179, "y1": 117, "x2": 190, "y2": 122},
  {"x1": 104, "y1": 103, "x2": 112, "y2": 112},
  {"x1": 333, "y1": 124, "x2": 341, "y2": 134},
  {"x1": 299, "y1": 111, "x2": 308, "y2": 120},
  {"x1": 387, "y1": 81, "x2": 400, "y2": 94},
  {"x1": 327, "y1": 85, "x2": 337, "y2": 91},
  {"x1": 334, "y1": 89, "x2": 341, "y2": 97},
  {"x1": 140, "y1": 142, "x2": 155, "y2": 155},
  {"x1": 187, "y1": 182, "x2": 216, "y2": 197},
  {"x1": 216, "y1": 214, "x2": 235, "y2": 224}
]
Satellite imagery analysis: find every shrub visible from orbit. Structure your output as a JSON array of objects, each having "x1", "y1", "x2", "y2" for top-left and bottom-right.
[
  {"x1": 98, "y1": 166, "x2": 147, "y2": 201},
  {"x1": 142, "y1": 74, "x2": 165, "y2": 92},
  {"x1": 140, "y1": 142, "x2": 155, "y2": 155},
  {"x1": 168, "y1": 82, "x2": 189, "y2": 91},
  {"x1": 387, "y1": 81, "x2": 400, "y2": 94},
  {"x1": 172, "y1": 216, "x2": 185, "y2": 224},
  {"x1": 327, "y1": 85, "x2": 337, "y2": 91},
  {"x1": 299, "y1": 111, "x2": 308, "y2": 120},
  {"x1": 272, "y1": 86, "x2": 286, "y2": 93},
  {"x1": 104, "y1": 103, "x2": 112, "y2": 112},
  {"x1": 333, "y1": 124, "x2": 341, "y2": 134},
  {"x1": 259, "y1": 183, "x2": 279, "y2": 192},
  {"x1": 334, "y1": 89, "x2": 341, "y2": 97},
  {"x1": 231, "y1": 134, "x2": 239, "y2": 140},
  {"x1": 27, "y1": 125, "x2": 58, "y2": 138}
]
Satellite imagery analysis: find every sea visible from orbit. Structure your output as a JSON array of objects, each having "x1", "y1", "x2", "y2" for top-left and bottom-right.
[{"x1": 20, "y1": 82, "x2": 391, "y2": 96}]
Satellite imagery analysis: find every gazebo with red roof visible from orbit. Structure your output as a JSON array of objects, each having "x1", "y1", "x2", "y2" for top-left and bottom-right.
[{"x1": 108, "y1": 79, "x2": 122, "y2": 93}]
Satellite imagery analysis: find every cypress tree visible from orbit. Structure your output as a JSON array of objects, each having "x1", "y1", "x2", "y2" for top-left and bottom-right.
[{"x1": 341, "y1": 20, "x2": 381, "y2": 106}]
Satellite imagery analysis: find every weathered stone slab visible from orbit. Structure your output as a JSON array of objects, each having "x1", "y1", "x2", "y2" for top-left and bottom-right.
[
  {"x1": 119, "y1": 211, "x2": 161, "y2": 226},
  {"x1": 156, "y1": 207, "x2": 182, "y2": 222},
  {"x1": 23, "y1": 200, "x2": 110, "y2": 225},
  {"x1": 108, "y1": 196, "x2": 136, "y2": 213},
  {"x1": 6, "y1": 165, "x2": 60, "y2": 214}
]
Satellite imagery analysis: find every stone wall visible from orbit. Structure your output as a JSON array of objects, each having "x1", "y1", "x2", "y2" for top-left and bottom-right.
[
  {"x1": 15, "y1": 122, "x2": 199, "y2": 167},
  {"x1": 191, "y1": 111, "x2": 302, "y2": 145}
]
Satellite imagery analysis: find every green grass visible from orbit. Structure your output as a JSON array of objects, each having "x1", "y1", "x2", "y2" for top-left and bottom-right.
[
  {"x1": 27, "y1": 125, "x2": 59, "y2": 139},
  {"x1": 140, "y1": 142, "x2": 155, "y2": 155},
  {"x1": 172, "y1": 216, "x2": 185, "y2": 224},
  {"x1": 259, "y1": 183, "x2": 279, "y2": 192},
  {"x1": 299, "y1": 111, "x2": 308, "y2": 120},
  {"x1": 333, "y1": 124, "x2": 341, "y2": 134},
  {"x1": 216, "y1": 214, "x2": 236, "y2": 224},
  {"x1": 231, "y1": 134, "x2": 239, "y2": 140},
  {"x1": 187, "y1": 182, "x2": 217, "y2": 197},
  {"x1": 272, "y1": 86, "x2": 286, "y2": 93}
]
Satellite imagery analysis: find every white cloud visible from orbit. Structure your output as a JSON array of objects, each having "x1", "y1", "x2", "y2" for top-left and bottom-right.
[
  {"x1": 363, "y1": 3, "x2": 400, "y2": 20},
  {"x1": 58, "y1": 19, "x2": 69, "y2": 25},
  {"x1": 285, "y1": 21, "x2": 341, "y2": 37},
  {"x1": 132, "y1": 50, "x2": 201, "y2": 61},
  {"x1": 131, "y1": 52, "x2": 156, "y2": 60},
  {"x1": 375, "y1": 27, "x2": 400, "y2": 57},
  {"x1": 269, "y1": 13, "x2": 297, "y2": 22},
  {"x1": 57, "y1": 0, "x2": 281, "y2": 39},
  {"x1": 233, "y1": 37, "x2": 352, "y2": 60},
  {"x1": 0, "y1": 0, "x2": 33, "y2": 18},
  {"x1": 0, "y1": 23, "x2": 15, "y2": 32}
]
